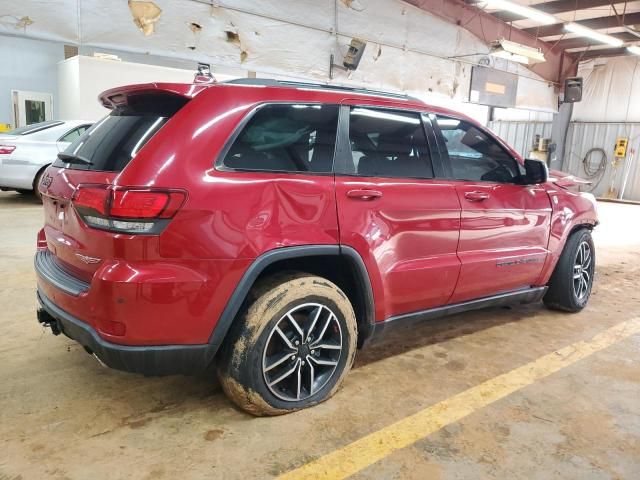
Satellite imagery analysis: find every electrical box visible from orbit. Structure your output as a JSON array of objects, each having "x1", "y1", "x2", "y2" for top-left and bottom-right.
[
  {"x1": 343, "y1": 38, "x2": 367, "y2": 70},
  {"x1": 615, "y1": 137, "x2": 629, "y2": 158}
]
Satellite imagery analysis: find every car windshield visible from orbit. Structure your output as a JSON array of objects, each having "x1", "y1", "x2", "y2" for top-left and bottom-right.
[{"x1": 6, "y1": 120, "x2": 64, "y2": 136}]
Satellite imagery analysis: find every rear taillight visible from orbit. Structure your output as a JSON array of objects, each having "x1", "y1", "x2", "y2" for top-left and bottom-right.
[
  {"x1": 0, "y1": 145, "x2": 16, "y2": 154},
  {"x1": 72, "y1": 185, "x2": 186, "y2": 234}
]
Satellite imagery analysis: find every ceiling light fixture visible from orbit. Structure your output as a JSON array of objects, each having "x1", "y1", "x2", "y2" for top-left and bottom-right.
[
  {"x1": 489, "y1": 38, "x2": 546, "y2": 64},
  {"x1": 564, "y1": 23, "x2": 624, "y2": 47},
  {"x1": 627, "y1": 45, "x2": 640, "y2": 55},
  {"x1": 481, "y1": 0, "x2": 557, "y2": 25}
]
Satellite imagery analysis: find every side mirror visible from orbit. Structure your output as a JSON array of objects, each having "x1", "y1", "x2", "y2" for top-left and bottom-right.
[{"x1": 524, "y1": 158, "x2": 548, "y2": 185}]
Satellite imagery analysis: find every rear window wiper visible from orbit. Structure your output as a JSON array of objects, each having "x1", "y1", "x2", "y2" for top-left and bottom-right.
[{"x1": 57, "y1": 152, "x2": 93, "y2": 165}]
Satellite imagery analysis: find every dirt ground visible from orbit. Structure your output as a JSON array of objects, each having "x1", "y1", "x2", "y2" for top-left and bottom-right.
[{"x1": 0, "y1": 192, "x2": 639, "y2": 479}]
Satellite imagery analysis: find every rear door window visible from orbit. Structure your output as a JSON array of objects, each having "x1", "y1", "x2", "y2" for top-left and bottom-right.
[
  {"x1": 346, "y1": 107, "x2": 433, "y2": 178},
  {"x1": 53, "y1": 94, "x2": 187, "y2": 172},
  {"x1": 221, "y1": 104, "x2": 339, "y2": 173}
]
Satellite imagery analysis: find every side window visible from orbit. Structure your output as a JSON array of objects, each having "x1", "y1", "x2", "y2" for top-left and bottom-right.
[
  {"x1": 59, "y1": 124, "x2": 91, "y2": 143},
  {"x1": 436, "y1": 116, "x2": 522, "y2": 183},
  {"x1": 347, "y1": 107, "x2": 433, "y2": 178},
  {"x1": 59, "y1": 127, "x2": 82, "y2": 143},
  {"x1": 222, "y1": 104, "x2": 339, "y2": 173},
  {"x1": 77, "y1": 124, "x2": 91, "y2": 135}
]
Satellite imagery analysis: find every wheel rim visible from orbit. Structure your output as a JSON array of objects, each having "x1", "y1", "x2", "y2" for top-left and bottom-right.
[
  {"x1": 262, "y1": 303, "x2": 343, "y2": 402},
  {"x1": 573, "y1": 241, "x2": 593, "y2": 300}
]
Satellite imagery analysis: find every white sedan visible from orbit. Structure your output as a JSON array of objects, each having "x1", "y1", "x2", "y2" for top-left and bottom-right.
[{"x1": 0, "y1": 120, "x2": 93, "y2": 199}]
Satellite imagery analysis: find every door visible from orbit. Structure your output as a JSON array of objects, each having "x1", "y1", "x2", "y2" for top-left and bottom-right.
[
  {"x1": 12, "y1": 90, "x2": 53, "y2": 127},
  {"x1": 335, "y1": 104, "x2": 462, "y2": 321},
  {"x1": 433, "y1": 115, "x2": 552, "y2": 303}
]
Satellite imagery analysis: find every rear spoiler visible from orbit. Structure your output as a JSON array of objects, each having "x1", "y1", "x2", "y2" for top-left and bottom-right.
[{"x1": 98, "y1": 83, "x2": 211, "y2": 110}]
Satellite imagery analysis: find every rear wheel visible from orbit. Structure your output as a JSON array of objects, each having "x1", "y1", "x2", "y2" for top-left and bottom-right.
[
  {"x1": 544, "y1": 229, "x2": 595, "y2": 312},
  {"x1": 32, "y1": 168, "x2": 47, "y2": 201},
  {"x1": 217, "y1": 273, "x2": 357, "y2": 416}
]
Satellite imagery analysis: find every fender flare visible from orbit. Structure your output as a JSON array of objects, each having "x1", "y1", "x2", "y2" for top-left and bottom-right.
[{"x1": 208, "y1": 245, "x2": 376, "y2": 349}]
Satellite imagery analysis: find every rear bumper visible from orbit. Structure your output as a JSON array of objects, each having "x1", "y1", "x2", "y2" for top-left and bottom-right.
[
  {"x1": 37, "y1": 288, "x2": 217, "y2": 376},
  {"x1": 33, "y1": 249, "x2": 251, "y2": 345}
]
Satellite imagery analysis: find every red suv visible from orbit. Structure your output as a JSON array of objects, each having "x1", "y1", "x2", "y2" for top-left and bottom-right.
[{"x1": 35, "y1": 79, "x2": 598, "y2": 415}]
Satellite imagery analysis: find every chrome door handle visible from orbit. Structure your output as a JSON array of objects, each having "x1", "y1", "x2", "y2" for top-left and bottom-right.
[
  {"x1": 464, "y1": 191, "x2": 490, "y2": 202},
  {"x1": 346, "y1": 189, "x2": 383, "y2": 200}
]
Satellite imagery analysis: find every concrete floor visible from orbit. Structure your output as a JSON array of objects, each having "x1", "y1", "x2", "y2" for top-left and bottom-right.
[{"x1": 0, "y1": 191, "x2": 639, "y2": 479}]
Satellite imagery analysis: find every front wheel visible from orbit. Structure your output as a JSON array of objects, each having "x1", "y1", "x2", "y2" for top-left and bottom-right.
[
  {"x1": 217, "y1": 273, "x2": 357, "y2": 416},
  {"x1": 544, "y1": 229, "x2": 595, "y2": 312}
]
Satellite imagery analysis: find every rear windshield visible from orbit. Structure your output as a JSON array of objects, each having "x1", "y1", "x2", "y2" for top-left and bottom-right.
[
  {"x1": 8, "y1": 120, "x2": 64, "y2": 136},
  {"x1": 53, "y1": 93, "x2": 188, "y2": 172}
]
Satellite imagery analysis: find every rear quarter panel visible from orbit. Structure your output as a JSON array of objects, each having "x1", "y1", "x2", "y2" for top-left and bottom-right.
[
  {"x1": 115, "y1": 85, "x2": 341, "y2": 260},
  {"x1": 0, "y1": 141, "x2": 58, "y2": 189}
]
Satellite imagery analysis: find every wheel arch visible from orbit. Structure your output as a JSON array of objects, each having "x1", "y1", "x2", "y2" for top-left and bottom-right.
[
  {"x1": 32, "y1": 163, "x2": 51, "y2": 196},
  {"x1": 537, "y1": 220, "x2": 595, "y2": 286},
  {"x1": 208, "y1": 245, "x2": 376, "y2": 352}
]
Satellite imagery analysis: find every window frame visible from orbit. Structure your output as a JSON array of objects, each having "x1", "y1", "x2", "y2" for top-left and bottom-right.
[
  {"x1": 214, "y1": 101, "x2": 340, "y2": 177},
  {"x1": 431, "y1": 114, "x2": 524, "y2": 185},
  {"x1": 333, "y1": 104, "x2": 447, "y2": 180}
]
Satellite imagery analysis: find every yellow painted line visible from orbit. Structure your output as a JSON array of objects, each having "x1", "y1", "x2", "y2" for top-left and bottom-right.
[{"x1": 279, "y1": 318, "x2": 640, "y2": 480}]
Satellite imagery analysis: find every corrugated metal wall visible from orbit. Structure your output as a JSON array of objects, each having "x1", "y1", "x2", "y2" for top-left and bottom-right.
[
  {"x1": 488, "y1": 121, "x2": 553, "y2": 158},
  {"x1": 563, "y1": 123, "x2": 640, "y2": 201},
  {"x1": 488, "y1": 121, "x2": 640, "y2": 201}
]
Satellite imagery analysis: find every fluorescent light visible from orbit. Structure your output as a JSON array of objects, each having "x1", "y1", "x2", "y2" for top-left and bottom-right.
[
  {"x1": 481, "y1": 0, "x2": 556, "y2": 25},
  {"x1": 628, "y1": 45, "x2": 640, "y2": 55},
  {"x1": 490, "y1": 38, "x2": 546, "y2": 65},
  {"x1": 491, "y1": 49, "x2": 531, "y2": 64},
  {"x1": 565, "y1": 23, "x2": 624, "y2": 47}
]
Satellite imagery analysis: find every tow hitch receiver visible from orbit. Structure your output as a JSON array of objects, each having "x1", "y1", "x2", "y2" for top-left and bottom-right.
[{"x1": 37, "y1": 308, "x2": 61, "y2": 335}]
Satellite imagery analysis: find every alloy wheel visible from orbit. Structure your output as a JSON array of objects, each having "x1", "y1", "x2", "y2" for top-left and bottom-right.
[
  {"x1": 262, "y1": 303, "x2": 342, "y2": 402},
  {"x1": 573, "y1": 240, "x2": 593, "y2": 300}
]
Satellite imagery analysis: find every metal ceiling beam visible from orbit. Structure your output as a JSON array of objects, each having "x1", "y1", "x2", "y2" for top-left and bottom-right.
[
  {"x1": 522, "y1": 12, "x2": 640, "y2": 37},
  {"x1": 486, "y1": 0, "x2": 621, "y2": 23},
  {"x1": 553, "y1": 31, "x2": 640, "y2": 50},
  {"x1": 405, "y1": 0, "x2": 578, "y2": 84}
]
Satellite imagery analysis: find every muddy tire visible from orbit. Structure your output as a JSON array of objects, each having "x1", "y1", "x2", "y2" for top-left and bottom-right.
[
  {"x1": 544, "y1": 229, "x2": 595, "y2": 312},
  {"x1": 217, "y1": 273, "x2": 357, "y2": 416}
]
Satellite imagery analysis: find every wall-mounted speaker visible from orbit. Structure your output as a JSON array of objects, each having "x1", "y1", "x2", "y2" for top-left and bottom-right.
[{"x1": 563, "y1": 77, "x2": 583, "y2": 103}]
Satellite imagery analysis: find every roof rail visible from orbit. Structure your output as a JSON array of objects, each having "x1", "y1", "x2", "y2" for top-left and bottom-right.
[{"x1": 223, "y1": 78, "x2": 420, "y2": 102}]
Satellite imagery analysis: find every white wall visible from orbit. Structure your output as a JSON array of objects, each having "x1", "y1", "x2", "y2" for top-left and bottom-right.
[
  {"x1": 57, "y1": 56, "x2": 80, "y2": 120},
  {"x1": 0, "y1": 36, "x2": 64, "y2": 126},
  {"x1": 2, "y1": 0, "x2": 559, "y2": 116},
  {"x1": 57, "y1": 55, "x2": 235, "y2": 120},
  {"x1": 573, "y1": 56, "x2": 640, "y2": 122}
]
